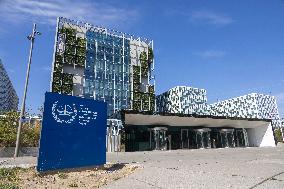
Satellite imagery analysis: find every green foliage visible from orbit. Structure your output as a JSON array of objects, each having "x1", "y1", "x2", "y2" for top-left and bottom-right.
[
  {"x1": 61, "y1": 84, "x2": 73, "y2": 95},
  {"x1": 76, "y1": 56, "x2": 86, "y2": 66},
  {"x1": 0, "y1": 183, "x2": 19, "y2": 189},
  {"x1": 58, "y1": 172, "x2": 68, "y2": 179},
  {"x1": 141, "y1": 67, "x2": 148, "y2": 77},
  {"x1": 148, "y1": 85, "x2": 154, "y2": 94},
  {"x1": 62, "y1": 73, "x2": 73, "y2": 84},
  {"x1": 133, "y1": 83, "x2": 140, "y2": 92},
  {"x1": 0, "y1": 112, "x2": 40, "y2": 147},
  {"x1": 148, "y1": 48, "x2": 154, "y2": 63},
  {"x1": 133, "y1": 101, "x2": 141, "y2": 111},
  {"x1": 133, "y1": 92, "x2": 141, "y2": 101},
  {"x1": 65, "y1": 54, "x2": 75, "y2": 65},
  {"x1": 66, "y1": 35, "x2": 76, "y2": 45},
  {"x1": 55, "y1": 54, "x2": 63, "y2": 63},
  {"x1": 69, "y1": 182, "x2": 78, "y2": 187},
  {"x1": 0, "y1": 112, "x2": 18, "y2": 147},
  {"x1": 54, "y1": 63, "x2": 63, "y2": 73},
  {"x1": 65, "y1": 45, "x2": 76, "y2": 55},
  {"x1": 274, "y1": 129, "x2": 283, "y2": 142},
  {"x1": 52, "y1": 82, "x2": 61, "y2": 93},
  {"x1": 59, "y1": 27, "x2": 76, "y2": 36},
  {"x1": 139, "y1": 51, "x2": 148, "y2": 68},
  {"x1": 0, "y1": 168, "x2": 20, "y2": 189},
  {"x1": 76, "y1": 37, "x2": 86, "y2": 47},
  {"x1": 76, "y1": 47, "x2": 86, "y2": 57},
  {"x1": 0, "y1": 168, "x2": 19, "y2": 182}
]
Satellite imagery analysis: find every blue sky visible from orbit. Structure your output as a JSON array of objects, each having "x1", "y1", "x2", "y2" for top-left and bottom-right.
[{"x1": 0, "y1": 0, "x2": 284, "y2": 117}]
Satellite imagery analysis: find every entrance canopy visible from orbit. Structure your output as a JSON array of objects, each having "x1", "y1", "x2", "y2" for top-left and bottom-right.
[{"x1": 123, "y1": 112, "x2": 271, "y2": 129}]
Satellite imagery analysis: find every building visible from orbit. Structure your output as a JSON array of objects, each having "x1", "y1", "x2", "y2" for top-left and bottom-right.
[
  {"x1": 50, "y1": 18, "x2": 281, "y2": 152},
  {"x1": 208, "y1": 93, "x2": 281, "y2": 127},
  {"x1": 0, "y1": 59, "x2": 18, "y2": 112},
  {"x1": 123, "y1": 87, "x2": 278, "y2": 151},
  {"x1": 156, "y1": 86, "x2": 207, "y2": 115},
  {"x1": 50, "y1": 17, "x2": 155, "y2": 118}
]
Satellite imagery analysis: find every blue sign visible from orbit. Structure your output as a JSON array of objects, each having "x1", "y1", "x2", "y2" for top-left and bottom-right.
[{"x1": 37, "y1": 92, "x2": 107, "y2": 172}]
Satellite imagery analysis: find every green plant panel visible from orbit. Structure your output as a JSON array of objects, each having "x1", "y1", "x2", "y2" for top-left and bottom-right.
[
  {"x1": 133, "y1": 101, "x2": 141, "y2": 111},
  {"x1": 66, "y1": 35, "x2": 76, "y2": 45},
  {"x1": 64, "y1": 54, "x2": 75, "y2": 65},
  {"x1": 55, "y1": 54, "x2": 63, "y2": 63},
  {"x1": 142, "y1": 101, "x2": 149, "y2": 110},
  {"x1": 148, "y1": 47, "x2": 154, "y2": 64},
  {"x1": 133, "y1": 92, "x2": 141, "y2": 101},
  {"x1": 52, "y1": 82, "x2": 61, "y2": 93},
  {"x1": 76, "y1": 56, "x2": 85, "y2": 66},
  {"x1": 53, "y1": 72, "x2": 62, "y2": 84},
  {"x1": 65, "y1": 44, "x2": 76, "y2": 55},
  {"x1": 76, "y1": 47, "x2": 86, "y2": 57},
  {"x1": 148, "y1": 85, "x2": 154, "y2": 94},
  {"x1": 54, "y1": 63, "x2": 63, "y2": 73},
  {"x1": 133, "y1": 74, "x2": 140, "y2": 84},
  {"x1": 133, "y1": 83, "x2": 140, "y2": 92},
  {"x1": 140, "y1": 51, "x2": 148, "y2": 68},
  {"x1": 76, "y1": 37, "x2": 86, "y2": 47},
  {"x1": 150, "y1": 94, "x2": 155, "y2": 102},
  {"x1": 133, "y1": 66, "x2": 140, "y2": 75},
  {"x1": 150, "y1": 102, "x2": 155, "y2": 111},
  {"x1": 141, "y1": 93, "x2": 150, "y2": 102},
  {"x1": 141, "y1": 67, "x2": 148, "y2": 77},
  {"x1": 61, "y1": 84, "x2": 73, "y2": 95},
  {"x1": 62, "y1": 73, "x2": 73, "y2": 84},
  {"x1": 59, "y1": 27, "x2": 76, "y2": 36}
]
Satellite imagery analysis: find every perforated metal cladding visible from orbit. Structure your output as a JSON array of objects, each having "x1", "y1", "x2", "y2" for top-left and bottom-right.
[
  {"x1": 0, "y1": 60, "x2": 18, "y2": 112},
  {"x1": 156, "y1": 86, "x2": 207, "y2": 114}
]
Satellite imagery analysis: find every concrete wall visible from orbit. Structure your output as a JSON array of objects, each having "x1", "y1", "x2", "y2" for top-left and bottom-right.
[
  {"x1": 0, "y1": 147, "x2": 38, "y2": 157},
  {"x1": 247, "y1": 123, "x2": 276, "y2": 147}
]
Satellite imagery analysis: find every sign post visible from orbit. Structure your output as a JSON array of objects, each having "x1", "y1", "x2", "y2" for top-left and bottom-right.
[{"x1": 37, "y1": 92, "x2": 107, "y2": 172}]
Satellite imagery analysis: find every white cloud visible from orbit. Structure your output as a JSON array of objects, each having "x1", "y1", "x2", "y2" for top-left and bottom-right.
[
  {"x1": 0, "y1": 0, "x2": 138, "y2": 26},
  {"x1": 190, "y1": 10, "x2": 234, "y2": 26},
  {"x1": 195, "y1": 50, "x2": 227, "y2": 58}
]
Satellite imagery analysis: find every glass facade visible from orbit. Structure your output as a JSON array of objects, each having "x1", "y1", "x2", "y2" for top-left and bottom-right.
[
  {"x1": 50, "y1": 17, "x2": 155, "y2": 118},
  {"x1": 84, "y1": 30, "x2": 131, "y2": 116}
]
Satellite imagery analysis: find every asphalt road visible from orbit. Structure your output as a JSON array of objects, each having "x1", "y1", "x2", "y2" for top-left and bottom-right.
[
  {"x1": 1, "y1": 146, "x2": 284, "y2": 188},
  {"x1": 104, "y1": 147, "x2": 284, "y2": 189}
]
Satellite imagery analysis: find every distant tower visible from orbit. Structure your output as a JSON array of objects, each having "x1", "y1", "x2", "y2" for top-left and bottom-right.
[{"x1": 0, "y1": 59, "x2": 19, "y2": 112}]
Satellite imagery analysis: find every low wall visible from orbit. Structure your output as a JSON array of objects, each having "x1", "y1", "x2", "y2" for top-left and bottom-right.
[
  {"x1": 247, "y1": 123, "x2": 276, "y2": 147},
  {"x1": 0, "y1": 147, "x2": 38, "y2": 157}
]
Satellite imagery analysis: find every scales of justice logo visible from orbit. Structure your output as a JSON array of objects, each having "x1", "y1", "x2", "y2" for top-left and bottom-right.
[{"x1": 52, "y1": 101, "x2": 98, "y2": 125}]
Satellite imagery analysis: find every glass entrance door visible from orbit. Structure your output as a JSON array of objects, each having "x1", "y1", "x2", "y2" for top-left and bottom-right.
[
  {"x1": 194, "y1": 128, "x2": 211, "y2": 149},
  {"x1": 181, "y1": 129, "x2": 189, "y2": 149},
  {"x1": 220, "y1": 129, "x2": 235, "y2": 148},
  {"x1": 150, "y1": 127, "x2": 168, "y2": 150}
]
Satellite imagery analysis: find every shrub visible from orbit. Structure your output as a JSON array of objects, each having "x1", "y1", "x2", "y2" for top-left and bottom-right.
[
  {"x1": 0, "y1": 112, "x2": 40, "y2": 147},
  {"x1": 274, "y1": 128, "x2": 283, "y2": 142}
]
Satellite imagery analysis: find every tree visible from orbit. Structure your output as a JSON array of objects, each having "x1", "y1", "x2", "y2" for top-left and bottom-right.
[
  {"x1": 274, "y1": 128, "x2": 283, "y2": 143},
  {"x1": 0, "y1": 111, "x2": 40, "y2": 147}
]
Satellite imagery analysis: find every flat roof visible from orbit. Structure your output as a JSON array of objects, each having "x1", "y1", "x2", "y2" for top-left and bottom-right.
[{"x1": 121, "y1": 111, "x2": 271, "y2": 129}]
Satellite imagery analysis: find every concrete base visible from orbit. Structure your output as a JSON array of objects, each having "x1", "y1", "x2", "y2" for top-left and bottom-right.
[
  {"x1": 247, "y1": 123, "x2": 276, "y2": 147},
  {"x1": 0, "y1": 147, "x2": 38, "y2": 157}
]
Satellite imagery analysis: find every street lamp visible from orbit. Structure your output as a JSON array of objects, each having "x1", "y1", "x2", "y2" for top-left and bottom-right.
[{"x1": 14, "y1": 23, "x2": 41, "y2": 158}]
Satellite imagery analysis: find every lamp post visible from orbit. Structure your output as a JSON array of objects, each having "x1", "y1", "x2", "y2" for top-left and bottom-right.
[{"x1": 14, "y1": 23, "x2": 41, "y2": 158}]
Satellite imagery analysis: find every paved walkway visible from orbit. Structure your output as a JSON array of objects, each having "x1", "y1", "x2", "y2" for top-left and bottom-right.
[
  {"x1": 1, "y1": 147, "x2": 284, "y2": 188},
  {"x1": 104, "y1": 147, "x2": 284, "y2": 189}
]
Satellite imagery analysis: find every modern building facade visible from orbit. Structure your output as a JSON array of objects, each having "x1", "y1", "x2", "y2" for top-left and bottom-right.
[
  {"x1": 156, "y1": 86, "x2": 207, "y2": 115},
  {"x1": 207, "y1": 93, "x2": 281, "y2": 128},
  {"x1": 133, "y1": 87, "x2": 278, "y2": 151},
  {"x1": 50, "y1": 17, "x2": 155, "y2": 119},
  {"x1": 50, "y1": 18, "x2": 281, "y2": 152},
  {"x1": 0, "y1": 59, "x2": 18, "y2": 112}
]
